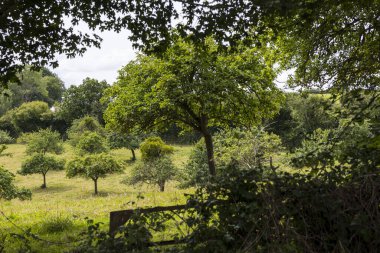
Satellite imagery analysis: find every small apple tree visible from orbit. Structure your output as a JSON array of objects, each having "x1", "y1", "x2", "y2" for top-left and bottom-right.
[
  {"x1": 19, "y1": 129, "x2": 65, "y2": 188},
  {"x1": 66, "y1": 154, "x2": 123, "y2": 194},
  {"x1": 19, "y1": 154, "x2": 65, "y2": 189},
  {"x1": 124, "y1": 137, "x2": 176, "y2": 192}
]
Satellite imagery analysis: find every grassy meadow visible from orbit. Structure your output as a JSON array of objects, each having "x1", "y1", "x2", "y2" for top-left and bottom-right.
[{"x1": 0, "y1": 143, "x2": 194, "y2": 252}]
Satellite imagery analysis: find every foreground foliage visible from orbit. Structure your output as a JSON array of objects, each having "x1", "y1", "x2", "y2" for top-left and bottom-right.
[{"x1": 71, "y1": 161, "x2": 380, "y2": 253}]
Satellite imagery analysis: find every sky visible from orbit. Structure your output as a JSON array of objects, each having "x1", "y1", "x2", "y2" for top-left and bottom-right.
[{"x1": 54, "y1": 28, "x2": 137, "y2": 88}]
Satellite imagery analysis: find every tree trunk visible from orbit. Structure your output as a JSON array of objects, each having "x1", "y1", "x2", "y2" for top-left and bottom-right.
[
  {"x1": 159, "y1": 181, "x2": 165, "y2": 192},
  {"x1": 94, "y1": 179, "x2": 98, "y2": 195},
  {"x1": 203, "y1": 132, "x2": 216, "y2": 176},
  {"x1": 131, "y1": 149, "x2": 136, "y2": 161},
  {"x1": 199, "y1": 115, "x2": 216, "y2": 176},
  {"x1": 41, "y1": 173, "x2": 47, "y2": 188}
]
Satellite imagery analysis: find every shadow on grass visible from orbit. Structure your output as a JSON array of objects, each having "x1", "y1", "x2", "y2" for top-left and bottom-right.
[
  {"x1": 33, "y1": 184, "x2": 73, "y2": 194},
  {"x1": 73, "y1": 190, "x2": 138, "y2": 199}
]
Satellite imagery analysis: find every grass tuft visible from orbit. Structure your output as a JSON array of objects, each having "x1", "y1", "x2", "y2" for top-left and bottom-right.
[{"x1": 38, "y1": 215, "x2": 74, "y2": 234}]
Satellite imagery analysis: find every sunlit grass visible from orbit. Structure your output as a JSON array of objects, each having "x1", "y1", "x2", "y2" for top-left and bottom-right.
[
  {"x1": 0, "y1": 142, "x2": 291, "y2": 252},
  {"x1": 0, "y1": 143, "x2": 193, "y2": 252}
]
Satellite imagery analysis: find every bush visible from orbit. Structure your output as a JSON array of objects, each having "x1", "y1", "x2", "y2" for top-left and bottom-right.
[
  {"x1": 0, "y1": 130, "x2": 14, "y2": 144},
  {"x1": 139, "y1": 136, "x2": 174, "y2": 161},
  {"x1": 0, "y1": 110, "x2": 19, "y2": 137},
  {"x1": 176, "y1": 162, "x2": 380, "y2": 253},
  {"x1": 180, "y1": 140, "x2": 210, "y2": 188},
  {"x1": 0, "y1": 166, "x2": 32, "y2": 200},
  {"x1": 12, "y1": 101, "x2": 53, "y2": 133},
  {"x1": 181, "y1": 128, "x2": 283, "y2": 187},
  {"x1": 16, "y1": 132, "x2": 34, "y2": 144}
]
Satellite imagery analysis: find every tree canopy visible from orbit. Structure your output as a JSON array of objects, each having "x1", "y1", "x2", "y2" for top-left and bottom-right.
[
  {"x1": 57, "y1": 78, "x2": 109, "y2": 125},
  {"x1": 18, "y1": 128, "x2": 64, "y2": 188},
  {"x1": 0, "y1": 66, "x2": 65, "y2": 112},
  {"x1": 125, "y1": 156, "x2": 176, "y2": 192},
  {"x1": 124, "y1": 136, "x2": 176, "y2": 192},
  {"x1": 139, "y1": 137, "x2": 174, "y2": 161},
  {"x1": 2, "y1": 0, "x2": 378, "y2": 97},
  {"x1": 107, "y1": 132, "x2": 140, "y2": 161},
  {"x1": 24, "y1": 128, "x2": 64, "y2": 155},
  {"x1": 67, "y1": 116, "x2": 106, "y2": 146},
  {"x1": 76, "y1": 132, "x2": 108, "y2": 155},
  {"x1": 11, "y1": 101, "x2": 53, "y2": 133}
]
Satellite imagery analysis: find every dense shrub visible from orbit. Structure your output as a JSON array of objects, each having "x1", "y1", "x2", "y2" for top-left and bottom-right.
[
  {"x1": 180, "y1": 163, "x2": 380, "y2": 253},
  {"x1": 139, "y1": 136, "x2": 174, "y2": 161},
  {"x1": 180, "y1": 140, "x2": 210, "y2": 188},
  {"x1": 267, "y1": 93, "x2": 338, "y2": 151},
  {"x1": 0, "y1": 166, "x2": 31, "y2": 200},
  {"x1": 181, "y1": 128, "x2": 283, "y2": 187},
  {"x1": 12, "y1": 101, "x2": 53, "y2": 133},
  {"x1": 16, "y1": 132, "x2": 34, "y2": 144},
  {"x1": 0, "y1": 130, "x2": 14, "y2": 144},
  {"x1": 292, "y1": 122, "x2": 380, "y2": 172},
  {"x1": 0, "y1": 110, "x2": 19, "y2": 137}
]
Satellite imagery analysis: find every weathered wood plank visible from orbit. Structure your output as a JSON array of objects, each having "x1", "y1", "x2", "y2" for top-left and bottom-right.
[{"x1": 109, "y1": 204, "x2": 187, "y2": 233}]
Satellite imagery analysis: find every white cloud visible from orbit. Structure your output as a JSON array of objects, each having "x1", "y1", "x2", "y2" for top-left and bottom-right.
[{"x1": 54, "y1": 24, "x2": 137, "y2": 87}]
